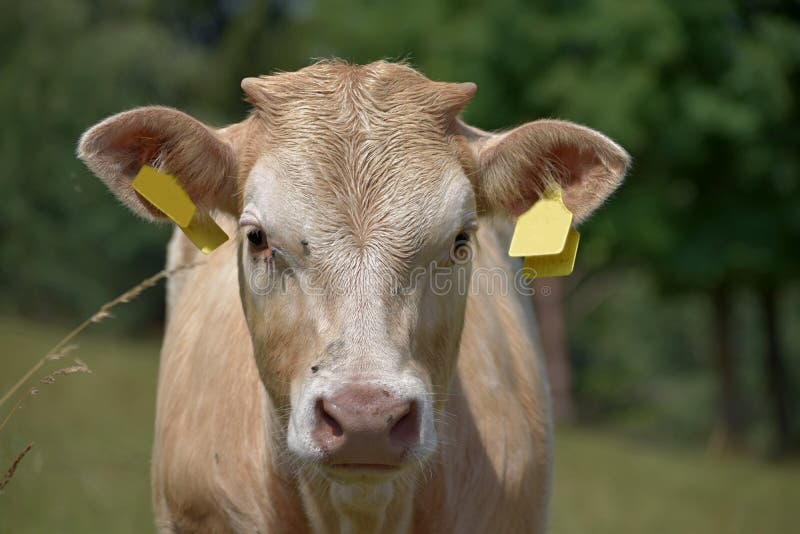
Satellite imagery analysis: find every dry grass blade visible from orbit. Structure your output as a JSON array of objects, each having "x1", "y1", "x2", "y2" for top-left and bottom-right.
[
  {"x1": 46, "y1": 344, "x2": 78, "y2": 362},
  {"x1": 0, "y1": 261, "x2": 204, "y2": 410},
  {"x1": 0, "y1": 396, "x2": 26, "y2": 434},
  {"x1": 0, "y1": 360, "x2": 92, "y2": 434},
  {"x1": 39, "y1": 359, "x2": 92, "y2": 385},
  {"x1": 0, "y1": 442, "x2": 33, "y2": 492},
  {"x1": 0, "y1": 261, "x2": 203, "y2": 490}
]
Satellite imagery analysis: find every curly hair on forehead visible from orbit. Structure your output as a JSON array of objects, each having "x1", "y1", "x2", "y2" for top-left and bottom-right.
[
  {"x1": 233, "y1": 60, "x2": 478, "y2": 261},
  {"x1": 241, "y1": 59, "x2": 475, "y2": 128}
]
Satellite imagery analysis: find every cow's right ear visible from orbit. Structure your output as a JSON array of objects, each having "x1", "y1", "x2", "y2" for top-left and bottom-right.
[{"x1": 77, "y1": 106, "x2": 238, "y2": 221}]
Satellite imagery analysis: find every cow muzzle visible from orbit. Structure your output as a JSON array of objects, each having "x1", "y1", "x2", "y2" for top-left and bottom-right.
[{"x1": 311, "y1": 385, "x2": 420, "y2": 470}]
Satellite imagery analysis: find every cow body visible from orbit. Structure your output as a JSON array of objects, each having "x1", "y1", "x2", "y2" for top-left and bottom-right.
[{"x1": 78, "y1": 60, "x2": 628, "y2": 534}]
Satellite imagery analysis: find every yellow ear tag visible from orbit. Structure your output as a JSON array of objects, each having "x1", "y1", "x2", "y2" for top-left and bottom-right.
[
  {"x1": 179, "y1": 212, "x2": 229, "y2": 255},
  {"x1": 132, "y1": 165, "x2": 228, "y2": 254},
  {"x1": 508, "y1": 185, "x2": 580, "y2": 278}
]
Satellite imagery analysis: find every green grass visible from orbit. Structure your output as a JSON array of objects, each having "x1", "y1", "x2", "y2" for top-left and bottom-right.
[
  {"x1": 550, "y1": 428, "x2": 798, "y2": 534},
  {"x1": 0, "y1": 316, "x2": 158, "y2": 534},
  {"x1": 1, "y1": 316, "x2": 797, "y2": 533}
]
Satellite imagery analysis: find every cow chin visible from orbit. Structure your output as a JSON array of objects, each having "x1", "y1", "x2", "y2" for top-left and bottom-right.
[{"x1": 286, "y1": 376, "x2": 438, "y2": 482}]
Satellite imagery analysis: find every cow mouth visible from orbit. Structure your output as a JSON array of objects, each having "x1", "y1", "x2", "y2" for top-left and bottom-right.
[
  {"x1": 319, "y1": 461, "x2": 406, "y2": 481},
  {"x1": 328, "y1": 463, "x2": 401, "y2": 471}
]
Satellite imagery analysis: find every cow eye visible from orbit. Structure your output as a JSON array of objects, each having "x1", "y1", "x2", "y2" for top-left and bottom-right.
[
  {"x1": 246, "y1": 228, "x2": 268, "y2": 251},
  {"x1": 452, "y1": 232, "x2": 471, "y2": 263}
]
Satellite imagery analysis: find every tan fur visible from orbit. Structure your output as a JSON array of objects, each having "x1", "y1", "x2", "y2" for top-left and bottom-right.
[
  {"x1": 155, "y1": 219, "x2": 549, "y2": 533},
  {"x1": 77, "y1": 60, "x2": 629, "y2": 534}
]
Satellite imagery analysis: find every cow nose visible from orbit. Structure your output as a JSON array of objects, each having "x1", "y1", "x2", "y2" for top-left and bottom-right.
[{"x1": 312, "y1": 386, "x2": 419, "y2": 467}]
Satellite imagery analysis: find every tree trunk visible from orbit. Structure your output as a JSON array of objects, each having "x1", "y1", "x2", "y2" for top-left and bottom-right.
[
  {"x1": 533, "y1": 278, "x2": 574, "y2": 421},
  {"x1": 759, "y1": 285, "x2": 792, "y2": 455},
  {"x1": 709, "y1": 285, "x2": 746, "y2": 452}
]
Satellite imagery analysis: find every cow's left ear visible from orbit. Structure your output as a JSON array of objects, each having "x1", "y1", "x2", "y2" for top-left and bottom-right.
[{"x1": 460, "y1": 119, "x2": 630, "y2": 222}]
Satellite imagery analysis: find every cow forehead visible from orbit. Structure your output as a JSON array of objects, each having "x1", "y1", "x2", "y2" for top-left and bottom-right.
[
  {"x1": 243, "y1": 149, "x2": 474, "y2": 268},
  {"x1": 237, "y1": 61, "x2": 478, "y2": 282}
]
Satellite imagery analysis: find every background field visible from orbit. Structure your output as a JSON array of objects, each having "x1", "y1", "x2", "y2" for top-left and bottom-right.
[
  {"x1": 1, "y1": 317, "x2": 797, "y2": 533},
  {"x1": 2, "y1": 0, "x2": 799, "y2": 531}
]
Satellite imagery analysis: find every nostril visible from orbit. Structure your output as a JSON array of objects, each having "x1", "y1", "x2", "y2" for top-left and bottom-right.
[
  {"x1": 389, "y1": 401, "x2": 419, "y2": 447},
  {"x1": 316, "y1": 399, "x2": 343, "y2": 438}
]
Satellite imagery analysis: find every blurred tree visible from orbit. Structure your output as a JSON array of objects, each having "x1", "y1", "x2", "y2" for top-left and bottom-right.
[
  {"x1": 2, "y1": 0, "x2": 797, "y2": 453},
  {"x1": 542, "y1": 0, "x2": 800, "y2": 452},
  {"x1": 0, "y1": 0, "x2": 211, "y2": 325}
]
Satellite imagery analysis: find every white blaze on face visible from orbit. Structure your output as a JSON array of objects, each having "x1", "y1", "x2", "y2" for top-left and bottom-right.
[{"x1": 239, "y1": 154, "x2": 477, "y2": 468}]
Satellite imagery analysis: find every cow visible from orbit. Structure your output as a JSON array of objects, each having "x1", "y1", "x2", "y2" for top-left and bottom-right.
[{"x1": 77, "y1": 60, "x2": 629, "y2": 533}]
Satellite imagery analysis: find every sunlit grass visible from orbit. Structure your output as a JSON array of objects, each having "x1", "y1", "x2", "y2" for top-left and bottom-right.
[
  {"x1": 551, "y1": 427, "x2": 798, "y2": 534},
  {"x1": 0, "y1": 316, "x2": 796, "y2": 533}
]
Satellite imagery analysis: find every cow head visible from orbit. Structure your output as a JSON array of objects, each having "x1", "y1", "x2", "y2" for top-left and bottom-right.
[{"x1": 78, "y1": 61, "x2": 628, "y2": 482}]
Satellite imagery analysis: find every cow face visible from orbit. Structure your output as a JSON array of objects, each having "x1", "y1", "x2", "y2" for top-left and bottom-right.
[
  {"x1": 78, "y1": 61, "x2": 629, "y2": 482},
  {"x1": 232, "y1": 63, "x2": 485, "y2": 480}
]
